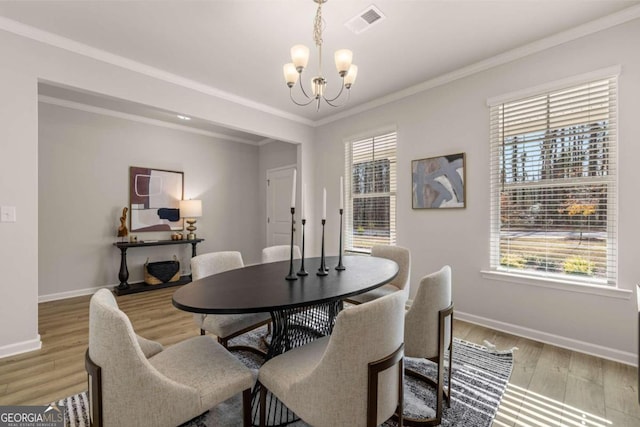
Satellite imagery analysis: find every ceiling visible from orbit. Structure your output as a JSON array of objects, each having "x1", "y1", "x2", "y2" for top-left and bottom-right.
[{"x1": 1, "y1": 0, "x2": 638, "y2": 139}]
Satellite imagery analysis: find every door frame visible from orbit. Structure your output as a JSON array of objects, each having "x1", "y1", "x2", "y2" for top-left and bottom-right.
[{"x1": 266, "y1": 164, "x2": 297, "y2": 247}]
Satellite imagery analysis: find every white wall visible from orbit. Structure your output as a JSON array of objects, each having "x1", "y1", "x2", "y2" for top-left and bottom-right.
[
  {"x1": 0, "y1": 48, "x2": 39, "y2": 356},
  {"x1": 0, "y1": 27, "x2": 314, "y2": 357},
  {"x1": 314, "y1": 19, "x2": 640, "y2": 363},
  {"x1": 257, "y1": 141, "x2": 299, "y2": 251},
  {"x1": 37, "y1": 103, "x2": 261, "y2": 298}
]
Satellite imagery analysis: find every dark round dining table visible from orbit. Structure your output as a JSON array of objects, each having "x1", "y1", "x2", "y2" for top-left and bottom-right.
[
  {"x1": 172, "y1": 254, "x2": 399, "y2": 426},
  {"x1": 172, "y1": 255, "x2": 399, "y2": 315}
]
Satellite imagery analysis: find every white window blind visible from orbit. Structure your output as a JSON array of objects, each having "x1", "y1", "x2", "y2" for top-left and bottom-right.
[
  {"x1": 489, "y1": 77, "x2": 617, "y2": 285},
  {"x1": 345, "y1": 131, "x2": 397, "y2": 253}
]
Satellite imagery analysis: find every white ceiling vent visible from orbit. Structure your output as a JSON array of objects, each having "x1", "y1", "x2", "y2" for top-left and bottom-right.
[{"x1": 345, "y1": 5, "x2": 386, "y2": 34}]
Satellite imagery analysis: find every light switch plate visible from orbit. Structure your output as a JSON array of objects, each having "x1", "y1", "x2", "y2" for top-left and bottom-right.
[{"x1": 1, "y1": 206, "x2": 16, "y2": 222}]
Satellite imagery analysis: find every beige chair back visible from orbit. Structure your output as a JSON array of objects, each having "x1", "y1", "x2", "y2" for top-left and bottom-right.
[
  {"x1": 89, "y1": 289, "x2": 200, "y2": 426},
  {"x1": 292, "y1": 291, "x2": 405, "y2": 426},
  {"x1": 404, "y1": 265, "x2": 452, "y2": 359},
  {"x1": 371, "y1": 245, "x2": 411, "y2": 298},
  {"x1": 191, "y1": 251, "x2": 244, "y2": 280},
  {"x1": 261, "y1": 245, "x2": 301, "y2": 263}
]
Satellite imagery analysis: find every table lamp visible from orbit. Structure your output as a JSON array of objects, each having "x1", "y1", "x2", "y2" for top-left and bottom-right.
[{"x1": 179, "y1": 199, "x2": 202, "y2": 240}]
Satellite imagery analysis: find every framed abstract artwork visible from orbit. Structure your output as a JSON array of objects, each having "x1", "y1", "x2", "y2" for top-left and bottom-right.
[
  {"x1": 129, "y1": 166, "x2": 184, "y2": 232},
  {"x1": 412, "y1": 153, "x2": 466, "y2": 209}
]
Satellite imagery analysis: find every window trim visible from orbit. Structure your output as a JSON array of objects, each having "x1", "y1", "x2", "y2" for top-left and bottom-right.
[
  {"x1": 486, "y1": 65, "x2": 621, "y2": 106},
  {"x1": 487, "y1": 68, "x2": 620, "y2": 287},
  {"x1": 344, "y1": 127, "x2": 398, "y2": 253},
  {"x1": 480, "y1": 270, "x2": 632, "y2": 300}
]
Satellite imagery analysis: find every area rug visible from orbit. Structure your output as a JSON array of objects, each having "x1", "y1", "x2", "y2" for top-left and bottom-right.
[{"x1": 55, "y1": 331, "x2": 513, "y2": 427}]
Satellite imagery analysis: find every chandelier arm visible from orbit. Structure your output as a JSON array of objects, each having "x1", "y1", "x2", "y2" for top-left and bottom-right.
[
  {"x1": 297, "y1": 73, "x2": 313, "y2": 100},
  {"x1": 324, "y1": 88, "x2": 350, "y2": 108},
  {"x1": 323, "y1": 78, "x2": 346, "y2": 103},
  {"x1": 289, "y1": 87, "x2": 317, "y2": 107}
]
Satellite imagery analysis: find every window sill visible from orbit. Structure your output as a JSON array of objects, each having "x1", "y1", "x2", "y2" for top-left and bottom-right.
[{"x1": 480, "y1": 270, "x2": 632, "y2": 300}]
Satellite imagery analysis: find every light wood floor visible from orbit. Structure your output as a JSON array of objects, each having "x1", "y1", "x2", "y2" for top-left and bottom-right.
[{"x1": 0, "y1": 287, "x2": 638, "y2": 426}]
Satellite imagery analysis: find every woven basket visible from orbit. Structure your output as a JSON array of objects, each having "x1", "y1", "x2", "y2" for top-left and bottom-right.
[{"x1": 144, "y1": 256, "x2": 180, "y2": 285}]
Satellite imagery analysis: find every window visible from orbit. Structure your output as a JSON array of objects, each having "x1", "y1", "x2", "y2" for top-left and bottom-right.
[
  {"x1": 345, "y1": 131, "x2": 397, "y2": 253},
  {"x1": 489, "y1": 76, "x2": 617, "y2": 286}
]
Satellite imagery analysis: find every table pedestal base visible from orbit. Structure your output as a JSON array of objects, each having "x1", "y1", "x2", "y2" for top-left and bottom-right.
[{"x1": 251, "y1": 300, "x2": 344, "y2": 426}]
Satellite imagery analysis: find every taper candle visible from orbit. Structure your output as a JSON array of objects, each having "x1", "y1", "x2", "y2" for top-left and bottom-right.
[
  {"x1": 340, "y1": 176, "x2": 344, "y2": 210},
  {"x1": 301, "y1": 183, "x2": 306, "y2": 220},
  {"x1": 322, "y1": 188, "x2": 327, "y2": 220},
  {"x1": 291, "y1": 169, "x2": 297, "y2": 208}
]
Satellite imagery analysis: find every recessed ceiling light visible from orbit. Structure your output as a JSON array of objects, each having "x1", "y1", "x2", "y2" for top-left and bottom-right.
[{"x1": 177, "y1": 115, "x2": 191, "y2": 121}]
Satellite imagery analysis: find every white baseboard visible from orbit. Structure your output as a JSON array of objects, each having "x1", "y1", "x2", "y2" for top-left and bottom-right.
[
  {"x1": 39, "y1": 285, "x2": 107, "y2": 303},
  {"x1": 455, "y1": 310, "x2": 636, "y2": 366},
  {"x1": 0, "y1": 335, "x2": 42, "y2": 359}
]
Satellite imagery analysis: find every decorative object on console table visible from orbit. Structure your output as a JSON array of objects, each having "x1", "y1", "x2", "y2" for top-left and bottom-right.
[
  {"x1": 412, "y1": 152, "x2": 466, "y2": 209},
  {"x1": 179, "y1": 199, "x2": 202, "y2": 240},
  {"x1": 117, "y1": 207, "x2": 129, "y2": 241},
  {"x1": 113, "y1": 238, "x2": 204, "y2": 296},
  {"x1": 129, "y1": 167, "x2": 184, "y2": 231},
  {"x1": 144, "y1": 255, "x2": 180, "y2": 285}
]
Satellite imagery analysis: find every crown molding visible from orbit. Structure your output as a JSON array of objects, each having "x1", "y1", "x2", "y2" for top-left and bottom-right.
[
  {"x1": 3, "y1": 5, "x2": 640, "y2": 129},
  {"x1": 0, "y1": 15, "x2": 314, "y2": 127},
  {"x1": 257, "y1": 138, "x2": 275, "y2": 146},
  {"x1": 315, "y1": 4, "x2": 640, "y2": 127},
  {"x1": 38, "y1": 95, "x2": 261, "y2": 145}
]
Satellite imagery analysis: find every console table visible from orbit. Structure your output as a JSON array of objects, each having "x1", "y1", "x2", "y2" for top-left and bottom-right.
[{"x1": 113, "y1": 238, "x2": 204, "y2": 296}]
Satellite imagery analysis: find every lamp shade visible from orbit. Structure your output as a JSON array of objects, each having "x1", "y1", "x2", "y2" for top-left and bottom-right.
[
  {"x1": 179, "y1": 199, "x2": 202, "y2": 218},
  {"x1": 334, "y1": 49, "x2": 353, "y2": 75},
  {"x1": 344, "y1": 65, "x2": 358, "y2": 87},
  {"x1": 283, "y1": 63, "x2": 299, "y2": 86},
  {"x1": 291, "y1": 44, "x2": 310, "y2": 70}
]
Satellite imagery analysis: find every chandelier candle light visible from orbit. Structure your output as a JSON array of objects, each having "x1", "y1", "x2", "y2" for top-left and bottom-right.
[
  {"x1": 283, "y1": 0, "x2": 358, "y2": 110},
  {"x1": 297, "y1": 183, "x2": 309, "y2": 276},
  {"x1": 286, "y1": 170, "x2": 298, "y2": 281}
]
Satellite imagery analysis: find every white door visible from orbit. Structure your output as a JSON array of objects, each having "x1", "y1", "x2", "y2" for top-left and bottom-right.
[{"x1": 266, "y1": 166, "x2": 296, "y2": 246}]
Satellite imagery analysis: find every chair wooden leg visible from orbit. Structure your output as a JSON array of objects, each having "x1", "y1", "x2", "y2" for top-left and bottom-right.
[
  {"x1": 446, "y1": 313, "x2": 454, "y2": 408},
  {"x1": 402, "y1": 303, "x2": 454, "y2": 427},
  {"x1": 259, "y1": 383, "x2": 267, "y2": 427},
  {"x1": 397, "y1": 355, "x2": 404, "y2": 427},
  {"x1": 435, "y1": 349, "x2": 444, "y2": 423},
  {"x1": 242, "y1": 388, "x2": 251, "y2": 427},
  {"x1": 368, "y1": 344, "x2": 404, "y2": 427},
  {"x1": 85, "y1": 350, "x2": 103, "y2": 427}
]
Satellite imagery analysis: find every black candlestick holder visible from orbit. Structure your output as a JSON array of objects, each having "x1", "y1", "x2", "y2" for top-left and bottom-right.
[
  {"x1": 285, "y1": 207, "x2": 298, "y2": 281},
  {"x1": 297, "y1": 218, "x2": 308, "y2": 276},
  {"x1": 317, "y1": 219, "x2": 328, "y2": 276},
  {"x1": 336, "y1": 208, "x2": 345, "y2": 270}
]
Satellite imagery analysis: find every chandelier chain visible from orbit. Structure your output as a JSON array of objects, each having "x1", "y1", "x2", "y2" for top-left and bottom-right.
[{"x1": 313, "y1": 1, "x2": 323, "y2": 48}]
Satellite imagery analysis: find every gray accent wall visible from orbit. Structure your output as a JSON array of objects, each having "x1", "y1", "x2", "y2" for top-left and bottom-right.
[{"x1": 38, "y1": 103, "x2": 261, "y2": 297}]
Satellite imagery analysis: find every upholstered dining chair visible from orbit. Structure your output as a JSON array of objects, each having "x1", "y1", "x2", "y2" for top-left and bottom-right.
[
  {"x1": 86, "y1": 289, "x2": 254, "y2": 427},
  {"x1": 191, "y1": 251, "x2": 271, "y2": 355},
  {"x1": 403, "y1": 265, "x2": 454, "y2": 426},
  {"x1": 257, "y1": 291, "x2": 405, "y2": 427},
  {"x1": 261, "y1": 244, "x2": 301, "y2": 263},
  {"x1": 346, "y1": 244, "x2": 411, "y2": 305}
]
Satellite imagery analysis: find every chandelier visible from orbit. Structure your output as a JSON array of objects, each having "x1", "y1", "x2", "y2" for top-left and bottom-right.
[{"x1": 283, "y1": 0, "x2": 358, "y2": 110}]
